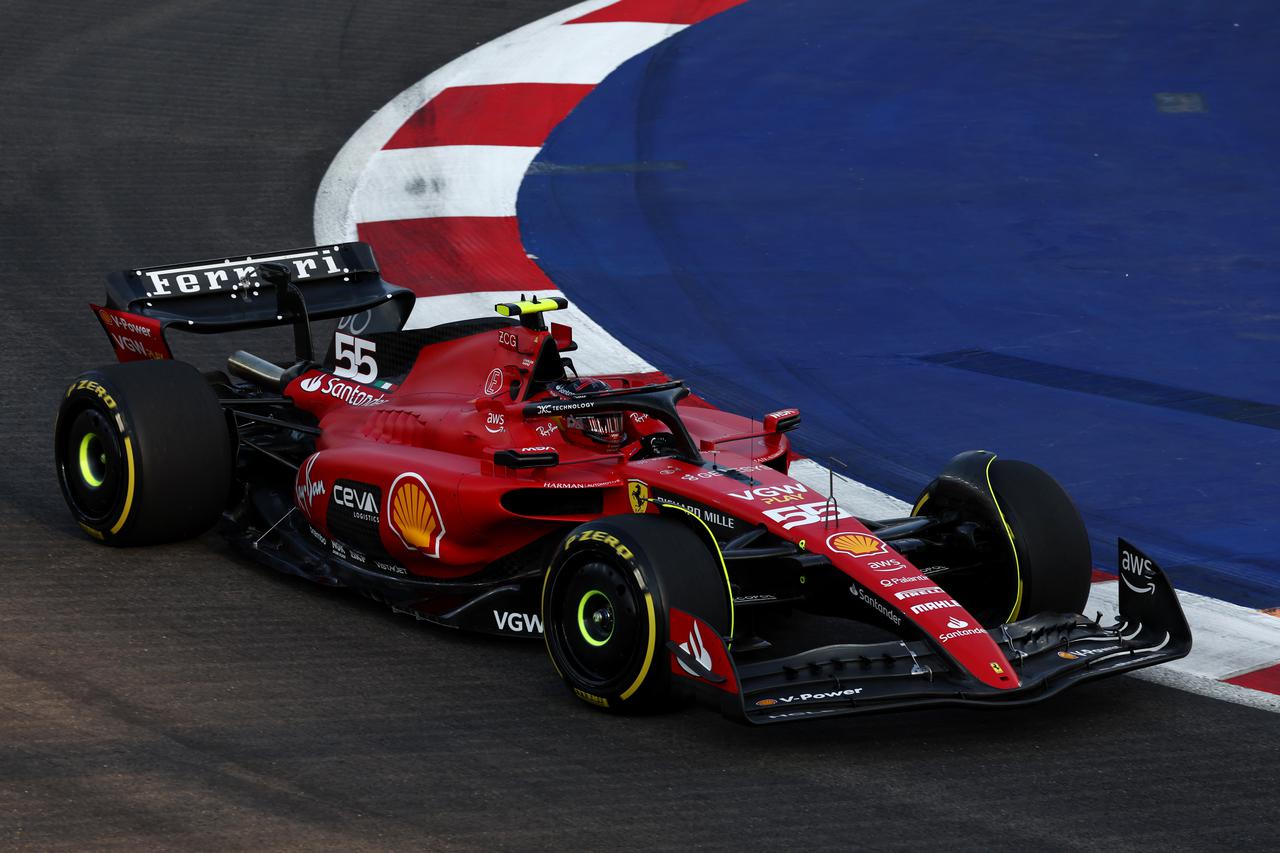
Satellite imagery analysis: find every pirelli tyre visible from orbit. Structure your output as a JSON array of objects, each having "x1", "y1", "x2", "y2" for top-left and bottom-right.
[
  {"x1": 55, "y1": 361, "x2": 232, "y2": 546},
  {"x1": 912, "y1": 451, "x2": 1091, "y2": 626},
  {"x1": 542, "y1": 515, "x2": 731, "y2": 713}
]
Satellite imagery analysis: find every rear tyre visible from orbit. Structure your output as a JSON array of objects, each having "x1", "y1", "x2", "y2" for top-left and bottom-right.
[
  {"x1": 55, "y1": 361, "x2": 233, "y2": 545},
  {"x1": 542, "y1": 515, "x2": 731, "y2": 713},
  {"x1": 912, "y1": 451, "x2": 1091, "y2": 625}
]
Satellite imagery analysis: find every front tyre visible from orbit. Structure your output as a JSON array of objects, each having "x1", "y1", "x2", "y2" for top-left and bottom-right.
[
  {"x1": 542, "y1": 515, "x2": 730, "y2": 713},
  {"x1": 55, "y1": 361, "x2": 232, "y2": 545},
  {"x1": 913, "y1": 451, "x2": 1091, "y2": 625},
  {"x1": 986, "y1": 458, "x2": 1092, "y2": 617}
]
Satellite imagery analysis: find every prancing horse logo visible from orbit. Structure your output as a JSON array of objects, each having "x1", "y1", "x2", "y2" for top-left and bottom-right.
[{"x1": 628, "y1": 480, "x2": 650, "y2": 514}]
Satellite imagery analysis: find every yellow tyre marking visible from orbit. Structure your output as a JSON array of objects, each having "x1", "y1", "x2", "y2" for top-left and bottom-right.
[
  {"x1": 654, "y1": 504, "x2": 735, "y2": 644},
  {"x1": 984, "y1": 456, "x2": 1024, "y2": 623},
  {"x1": 540, "y1": 559, "x2": 565, "y2": 680},
  {"x1": 109, "y1": 436, "x2": 136, "y2": 535},
  {"x1": 619, "y1": 591, "x2": 656, "y2": 701},
  {"x1": 912, "y1": 491, "x2": 930, "y2": 515}
]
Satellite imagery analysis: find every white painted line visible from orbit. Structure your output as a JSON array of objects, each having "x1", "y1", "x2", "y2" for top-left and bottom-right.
[
  {"x1": 1088, "y1": 580, "x2": 1280, "y2": 679},
  {"x1": 315, "y1": 0, "x2": 673, "y2": 243},
  {"x1": 788, "y1": 458, "x2": 912, "y2": 519},
  {"x1": 352, "y1": 146, "x2": 540, "y2": 223},
  {"x1": 1129, "y1": 665, "x2": 1280, "y2": 714},
  {"x1": 436, "y1": 22, "x2": 687, "y2": 87}
]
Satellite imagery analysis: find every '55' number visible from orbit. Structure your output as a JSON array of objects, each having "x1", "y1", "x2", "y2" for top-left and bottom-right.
[{"x1": 333, "y1": 332, "x2": 378, "y2": 383}]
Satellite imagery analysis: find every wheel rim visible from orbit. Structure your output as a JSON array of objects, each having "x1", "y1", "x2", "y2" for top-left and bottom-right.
[
  {"x1": 577, "y1": 589, "x2": 615, "y2": 647},
  {"x1": 78, "y1": 432, "x2": 107, "y2": 487},
  {"x1": 60, "y1": 407, "x2": 125, "y2": 523},
  {"x1": 551, "y1": 557, "x2": 644, "y2": 688}
]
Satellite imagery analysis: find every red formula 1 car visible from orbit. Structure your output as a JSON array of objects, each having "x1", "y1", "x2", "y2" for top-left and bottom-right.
[{"x1": 55, "y1": 243, "x2": 1191, "y2": 723}]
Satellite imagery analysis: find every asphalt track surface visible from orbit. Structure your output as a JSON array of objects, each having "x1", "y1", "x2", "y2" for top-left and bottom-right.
[{"x1": 1, "y1": 2, "x2": 1276, "y2": 850}]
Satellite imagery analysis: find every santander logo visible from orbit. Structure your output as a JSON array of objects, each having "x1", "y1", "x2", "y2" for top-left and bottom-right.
[
  {"x1": 938, "y1": 614, "x2": 985, "y2": 644},
  {"x1": 677, "y1": 620, "x2": 714, "y2": 678},
  {"x1": 295, "y1": 372, "x2": 388, "y2": 407}
]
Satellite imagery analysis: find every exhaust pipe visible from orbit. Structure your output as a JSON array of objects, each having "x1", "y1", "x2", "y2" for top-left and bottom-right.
[{"x1": 228, "y1": 350, "x2": 308, "y2": 392}]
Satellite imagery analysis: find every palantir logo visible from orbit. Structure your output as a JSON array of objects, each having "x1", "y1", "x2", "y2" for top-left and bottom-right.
[{"x1": 677, "y1": 620, "x2": 714, "y2": 678}]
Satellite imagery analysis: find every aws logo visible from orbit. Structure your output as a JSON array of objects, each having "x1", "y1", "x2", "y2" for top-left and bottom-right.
[{"x1": 387, "y1": 472, "x2": 446, "y2": 558}]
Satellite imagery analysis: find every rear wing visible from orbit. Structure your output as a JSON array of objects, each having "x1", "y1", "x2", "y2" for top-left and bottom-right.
[{"x1": 104, "y1": 242, "x2": 414, "y2": 333}]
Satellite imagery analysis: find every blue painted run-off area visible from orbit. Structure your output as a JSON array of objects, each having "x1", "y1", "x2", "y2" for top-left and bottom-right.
[{"x1": 518, "y1": 1, "x2": 1280, "y2": 608}]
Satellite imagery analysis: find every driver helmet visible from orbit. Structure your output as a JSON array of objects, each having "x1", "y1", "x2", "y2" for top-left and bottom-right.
[{"x1": 550, "y1": 377, "x2": 625, "y2": 448}]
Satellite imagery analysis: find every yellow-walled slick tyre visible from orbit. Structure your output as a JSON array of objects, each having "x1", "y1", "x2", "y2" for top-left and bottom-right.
[
  {"x1": 912, "y1": 451, "x2": 1091, "y2": 626},
  {"x1": 55, "y1": 361, "x2": 232, "y2": 545},
  {"x1": 542, "y1": 515, "x2": 730, "y2": 713}
]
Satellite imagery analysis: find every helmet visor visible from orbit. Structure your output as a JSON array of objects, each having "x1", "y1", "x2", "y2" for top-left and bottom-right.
[{"x1": 565, "y1": 413, "x2": 625, "y2": 447}]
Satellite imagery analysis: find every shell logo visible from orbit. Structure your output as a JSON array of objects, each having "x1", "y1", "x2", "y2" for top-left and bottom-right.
[
  {"x1": 826, "y1": 532, "x2": 887, "y2": 557},
  {"x1": 755, "y1": 698, "x2": 778, "y2": 707},
  {"x1": 387, "y1": 472, "x2": 445, "y2": 558}
]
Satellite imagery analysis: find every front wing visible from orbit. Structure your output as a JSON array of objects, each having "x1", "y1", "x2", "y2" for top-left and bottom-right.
[{"x1": 669, "y1": 539, "x2": 1192, "y2": 724}]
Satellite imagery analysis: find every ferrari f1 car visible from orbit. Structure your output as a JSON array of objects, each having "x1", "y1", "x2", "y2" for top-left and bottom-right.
[{"x1": 55, "y1": 242, "x2": 1191, "y2": 724}]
